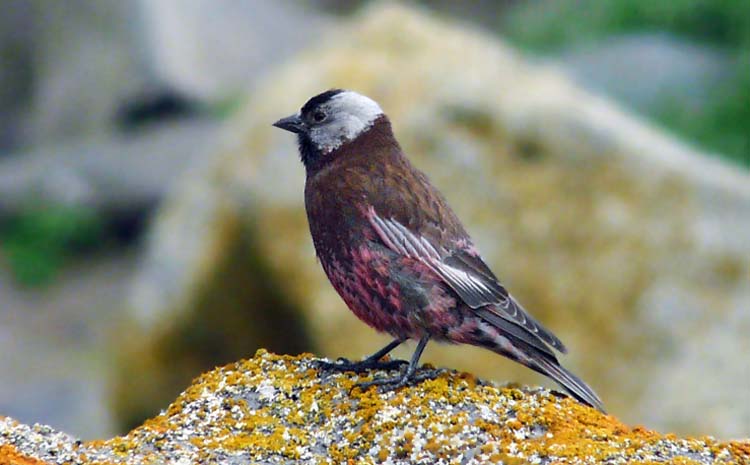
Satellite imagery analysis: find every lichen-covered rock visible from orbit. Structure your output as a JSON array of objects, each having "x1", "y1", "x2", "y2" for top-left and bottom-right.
[
  {"x1": 124, "y1": 2, "x2": 750, "y2": 437},
  {"x1": 3, "y1": 351, "x2": 750, "y2": 464}
]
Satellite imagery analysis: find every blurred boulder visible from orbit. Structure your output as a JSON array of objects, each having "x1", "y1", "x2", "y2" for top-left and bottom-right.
[
  {"x1": 0, "y1": 120, "x2": 219, "y2": 218},
  {"x1": 24, "y1": 0, "x2": 156, "y2": 146},
  {"x1": 559, "y1": 32, "x2": 737, "y2": 114},
  {"x1": 0, "y1": 251, "x2": 140, "y2": 439},
  {"x1": 124, "y1": 2, "x2": 750, "y2": 437},
  {"x1": 0, "y1": 0, "x2": 328, "y2": 184},
  {"x1": 0, "y1": 0, "x2": 35, "y2": 152},
  {"x1": 0, "y1": 0, "x2": 334, "y2": 242},
  {"x1": 139, "y1": 0, "x2": 330, "y2": 102}
]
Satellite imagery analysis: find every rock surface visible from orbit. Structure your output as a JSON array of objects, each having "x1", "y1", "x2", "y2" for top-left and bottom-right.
[
  {"x1": 124, "y1": 2, "x2": 750, "y2": 437},
  {"x1": 3, "y1": 351, "x2": 749, "y2": 464}
]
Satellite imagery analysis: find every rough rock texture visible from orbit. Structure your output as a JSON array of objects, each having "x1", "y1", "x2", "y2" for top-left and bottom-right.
[
  {"x1": 124, "y1": 2, "x2": 750, "y2": 437},
  {"x1": 3, "y1": 351, "x2": 750, "y2": 464}
]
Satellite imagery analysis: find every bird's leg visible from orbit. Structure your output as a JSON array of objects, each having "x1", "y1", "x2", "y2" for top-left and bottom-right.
[
  {"x1": 316, "y1": 338, "x2": 407, "y2": 373},
  {"x1": 357, "y1": 336, "x2": 438, "y2": 390}
]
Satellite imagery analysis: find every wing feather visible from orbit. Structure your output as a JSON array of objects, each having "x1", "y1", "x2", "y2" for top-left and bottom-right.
[{"x1": 367, "y1": 209, "x2": 567, "y2": 353}]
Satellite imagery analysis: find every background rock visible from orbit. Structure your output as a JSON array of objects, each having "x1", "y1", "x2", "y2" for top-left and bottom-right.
[
  {"x1": 0, "y1": 0, "x2": 329, "y2": 223},
  {"x1": 0, "y1": 0, "x2": 35, "y2": 152},
  {"x1": 558, "y1": 32, "x2": 737, "y2": 115},
  {"x1": 140, "y1": 0, "x2": 330, "y2": 102},
  {"x1": 0, "y1": 120, "x2": 219, "y2": 218},
  {"x1": 24, "y1": 0, "x2": 156, "y2": 147},
  {"x1": 122, "y1": 3, "x2": 750, "y2": 438},
  {"x1": 0, "y1": 250, "x2": 138, "y2": 439}
]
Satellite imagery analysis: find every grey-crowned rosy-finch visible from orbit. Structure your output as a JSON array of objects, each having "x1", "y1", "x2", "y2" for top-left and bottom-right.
[{"x1": 273, "y1": 89, "x2": 604, "y2": 412}]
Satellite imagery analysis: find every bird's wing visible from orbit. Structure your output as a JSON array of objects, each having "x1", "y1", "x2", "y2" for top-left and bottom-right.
[{"x1": 367, "y1": 209, "x2": 567, "y2": 353}]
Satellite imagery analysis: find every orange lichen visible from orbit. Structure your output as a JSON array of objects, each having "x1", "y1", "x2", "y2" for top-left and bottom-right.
[
  {"x1": 0, "y1": 444, "x2": 51, "y2": 465},
  {"x1": 2, "y1": 351, "x2": 749, "y2": 464}
]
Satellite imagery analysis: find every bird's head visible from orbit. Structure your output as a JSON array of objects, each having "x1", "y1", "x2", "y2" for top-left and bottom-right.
[{"x1": 273, "y1": 89, "x2": 385, "y2": 170}]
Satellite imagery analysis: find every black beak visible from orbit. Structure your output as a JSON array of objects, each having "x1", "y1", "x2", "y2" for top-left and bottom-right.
[{"x1": 272, "y1": 114, "x2": 305, "y2": 134}]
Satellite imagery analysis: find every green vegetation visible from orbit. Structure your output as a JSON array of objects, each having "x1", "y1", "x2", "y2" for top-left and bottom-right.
[
  {"x1": 0, "y1": 205, "x2": 103, "y2": 286},
  {"x1": 209, "y1": 93, "x2": 245, "y2": 120},
  {"x1": 502, "y1": 0, "x2": 750, "y2": 167}
]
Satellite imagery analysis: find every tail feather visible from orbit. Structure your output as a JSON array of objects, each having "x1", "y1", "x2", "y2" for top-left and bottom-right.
[
  {"x1": 477, "y1": 323, "x2": 606, "y2": 413},
  {"x1": 531, "y1": 355, "x2": 606, "y2": 413}
]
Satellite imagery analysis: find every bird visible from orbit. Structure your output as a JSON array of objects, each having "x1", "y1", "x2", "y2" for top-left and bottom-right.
[{"x1": 273, "y1": 89, "x2": 605, "y2": 412}]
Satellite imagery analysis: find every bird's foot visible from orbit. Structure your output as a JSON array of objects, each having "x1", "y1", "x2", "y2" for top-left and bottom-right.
[
  {"x1": 357, "y1": 367, "x2": 442, "y2": 392},
  {"x1": 315, "y1": 356, "x2": 408, "y2": 374}
]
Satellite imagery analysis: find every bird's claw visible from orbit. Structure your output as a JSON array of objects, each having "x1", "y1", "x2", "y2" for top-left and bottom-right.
[
  {"x1": 314, "y1": 357, "x2": 408, "y2": 374},
  {"x1": 356, "y1": 368, "x2": 442, "y2": 392}
]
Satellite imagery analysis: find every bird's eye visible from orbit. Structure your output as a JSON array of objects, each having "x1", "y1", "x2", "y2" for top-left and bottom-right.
[{"x1": 313, "y1": 111, "x2": 326, "y2": 122}]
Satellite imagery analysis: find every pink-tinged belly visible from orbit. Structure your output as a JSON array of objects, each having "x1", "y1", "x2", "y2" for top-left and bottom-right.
[
  {"x1": 322, "y1": 251, "x2": 416, "y2": 339},
  {"x1": 320, "y1": 246, "x2": 459, "y2": 340}
]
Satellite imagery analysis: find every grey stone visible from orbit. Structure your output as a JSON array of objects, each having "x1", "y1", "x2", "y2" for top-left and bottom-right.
[
  {"x1": 0, "y1": 0, "x2": 35, "y2": 151},
  {"x1": 0, "y1": 119, "x2": 220, "y2": 217},
  {"x1": 558, "y1": 32, "x2": 737, "y2": 113},
  {"x1": 25, "y1": 0, "x2": 156, "y2": 145},
  {"x1": 0, "y1": 250, "x2": 141, "y2": 439},
  {"x1": 1, "y1": 0, "x2": 329, "y2": 154},
  {"x1": 139, "y1": 0, "x2": 331, "y2": 101}
]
